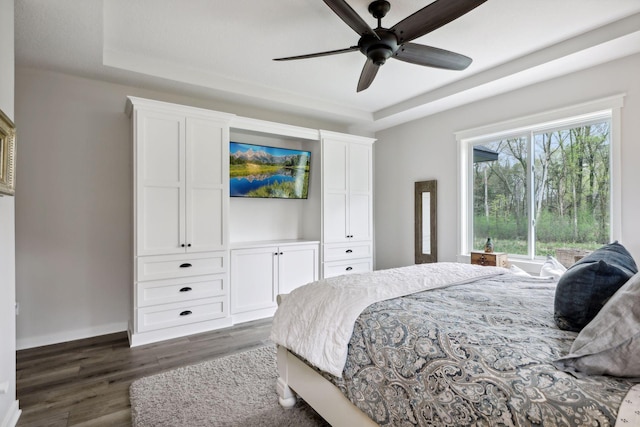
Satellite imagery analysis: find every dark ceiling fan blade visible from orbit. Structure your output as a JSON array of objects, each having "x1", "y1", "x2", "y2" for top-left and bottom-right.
[
  {"x1": 323, "y1": 0, "x2": 380, "y2": 39},
  {"x1": 393, "y1": 43, "x2": 471, "y2": 70},
  {"x1": 357, "y1": 59, "x2": 380, "y2": 92},
  {"x1": 274, "y1": 46, "x2": 359, "y2": 61},
  {"x1": 391, "y1": 0, "x2": 487, "y2": 44}
]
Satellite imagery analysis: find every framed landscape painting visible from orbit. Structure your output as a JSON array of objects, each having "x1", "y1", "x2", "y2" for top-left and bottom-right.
[
  {"x1": 229, "y1": 142, "x2": 311, "y2": 199},
  {"x1": 0, "y1": 108, "x2": 16, "y2": 196}
]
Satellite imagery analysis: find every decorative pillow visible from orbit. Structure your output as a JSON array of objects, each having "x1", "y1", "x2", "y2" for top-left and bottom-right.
[
  {"x1": 509, "y1": 264, "x2": 530, "y2": 277},
  {"x1": 540, "y1": 255, "x2": 566, "y2": 280},
  {"x1": 554, "y1": 241, "x2": 637, "y2": 332},
  {"x1": 554, "y1": 271, "x2": 640, "y2": 379}
]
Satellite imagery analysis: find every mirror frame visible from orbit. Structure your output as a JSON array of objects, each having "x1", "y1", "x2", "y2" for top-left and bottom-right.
[{"x1": 415, "y1": 180, "x2": 437, "y2": 264}]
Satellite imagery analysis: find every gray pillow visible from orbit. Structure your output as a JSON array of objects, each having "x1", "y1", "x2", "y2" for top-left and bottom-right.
[
  {"x1": 554, "y1": 271, "x2": 640, "y2": 379},
  {"x1": 554, "y1": 241, "x2": 637, "y2": 331}
]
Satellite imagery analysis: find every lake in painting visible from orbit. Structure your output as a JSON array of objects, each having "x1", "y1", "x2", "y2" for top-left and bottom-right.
[{"x1": 229, "y1": 142, "x2": 311, "y2": 199}]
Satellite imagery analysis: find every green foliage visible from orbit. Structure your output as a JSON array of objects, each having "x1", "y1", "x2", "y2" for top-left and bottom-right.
[
  {"x1": 245, "y1": 177, "x2": 308, "y2": 199},
  {"x1": 474, "y1": 209, "x2": 608, "y2": 256},
  {"x1": 230, "y1": 164, "x2": 283, "y2": 177},
  {"x1": 472, "y1": 122, "x2": 610, "y2": 256},
  {"x1": 472, "y1": 235, "x2": 601, "y2": 257},
  {"x1": 473, "y1": 236, "x2": 528, "y2": 255}
]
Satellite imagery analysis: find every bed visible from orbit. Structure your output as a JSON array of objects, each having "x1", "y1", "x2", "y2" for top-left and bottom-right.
[{"x1": 271, "y1": 262, "x2": 640, "y2": 426}]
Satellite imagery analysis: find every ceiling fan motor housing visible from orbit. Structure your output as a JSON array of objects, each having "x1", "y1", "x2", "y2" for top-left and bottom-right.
[{"x1": 359, "y1": 29, "x2": 398, "y2": 65}]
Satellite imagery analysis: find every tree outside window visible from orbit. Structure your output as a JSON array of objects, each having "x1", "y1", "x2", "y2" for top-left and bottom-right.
[{"x1": 471, "y1": 120, "x2": 610, "y2": 257}]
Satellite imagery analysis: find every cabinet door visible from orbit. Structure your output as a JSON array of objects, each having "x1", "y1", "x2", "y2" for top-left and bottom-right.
[
  {"x1": 348, "y1": 143, "x2": 371, "y2": 194},
  {"x1": 348, "y1": 143, "x2": 372, "y2": 241},
  {"x1": 230, "y1": 247, "x2": 277, "y2": 314},
  {"x1": 349, "y1": 193, "x2": 371, "y2": 241},
  {"x1": 185, "y1": 118, "x2": 228, "y2": 252},
  {"x1": 323, "y1": 192, "x2": 349, "y2": 243},
  {"x1": 322, "y1": 139, "x2": 348, "y2": 192},
  {"x1": 136, "y1": 110, "x2": 186, "y2": 256},
  {"x1": 322, "y1": 139, "x2": 349, "y2": 242},
  {"x1": 278, "y1": 244, "x2": 319, "y2": 294}
]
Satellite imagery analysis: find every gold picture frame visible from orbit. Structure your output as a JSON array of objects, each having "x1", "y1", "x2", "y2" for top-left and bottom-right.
[{"x1": 0, "y1": 108, "x2": 16, "y2": 196}]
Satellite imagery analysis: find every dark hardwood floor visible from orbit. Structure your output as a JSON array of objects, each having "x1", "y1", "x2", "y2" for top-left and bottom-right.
[{"x1": 16, "y1": 319, "x2": 273, "y2": 426}]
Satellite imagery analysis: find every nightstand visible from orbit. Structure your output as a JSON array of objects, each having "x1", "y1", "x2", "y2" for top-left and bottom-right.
[{"x1": 470, "y1": 251, "x2": 509, "y2": 267}]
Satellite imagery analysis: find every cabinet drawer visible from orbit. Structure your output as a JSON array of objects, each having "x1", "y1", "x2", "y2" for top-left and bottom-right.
[
  {"x1": 136, "y1": 297, "x2": 227, "y2": 332},
  {"x1": 137, "y1": 251, "x2": 227, "y2": 282},
  {"x1": 324, "y1": 242, "x2": 372, "y2": 262},
  {"x1": 136, "y1": 274, "x2": 226, "y2": 307},
  {"x1": 470, "y1": 251, "x2": 509, "y2": 267},
  {"x1": 324, "y1": 259, "x2": 372, "y2": 279}
]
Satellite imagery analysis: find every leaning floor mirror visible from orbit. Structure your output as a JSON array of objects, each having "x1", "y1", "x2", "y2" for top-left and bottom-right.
[{"x1": 415, "y1": 180, "x2": 437, "y2": 263}]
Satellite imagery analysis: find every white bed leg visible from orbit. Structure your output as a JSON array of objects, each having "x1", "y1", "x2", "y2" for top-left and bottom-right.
[
  {"x1": 277, "y1": 376, "x2": 297, "y2": 409},
  {"x1": 276, "y1": 345, "x2": 298, "y2": 408}
]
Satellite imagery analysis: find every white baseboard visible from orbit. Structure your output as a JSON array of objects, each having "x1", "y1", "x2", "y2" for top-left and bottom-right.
[
  {"x1": 16, "y1": 322, "x2": 128, "y2": 350},
  {"x1": 231, "y1": 307, "x2": 276, "y2": 324},
  {"x1": 129, "y1": 317, "x2": 233, "y2": 347},
  {"x1": 0, "y1": 400, "x2": 21, "y2": 427}
]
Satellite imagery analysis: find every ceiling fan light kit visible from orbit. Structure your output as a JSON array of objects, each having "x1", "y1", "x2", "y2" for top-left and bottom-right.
[{"x1": 274, "y1": 0, "x2": 487, "y2": 92}]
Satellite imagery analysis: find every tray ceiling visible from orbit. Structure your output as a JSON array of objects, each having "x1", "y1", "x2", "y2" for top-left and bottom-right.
[{"x1": 15, "y1": 0, "x2": 640, "y2": 131}]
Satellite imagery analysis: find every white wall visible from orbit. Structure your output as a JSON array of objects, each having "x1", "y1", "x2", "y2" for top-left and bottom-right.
[
  {"x1": 374, "y1": 53, "x2": 640, "y2": 270},
  {"x1": 14, "y1": 67, "x2": 345, "y2": 349},
  {"x1": 0, "y1": 0, "x2": 19, "y2": 424}
]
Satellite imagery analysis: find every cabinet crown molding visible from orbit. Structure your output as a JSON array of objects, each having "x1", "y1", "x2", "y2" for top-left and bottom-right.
[
  {"x1": 126, "y1": 96, "x2": 375, "y2": 146},
  {"x1": 231, "y1": 116, "x2": 320, "y2": 141},
  {"x1": 320, "y1": 130, "x2": 376, "y2": 145},
  {"x1": 126, "y1": 96, "x2": 236, "y2": 123}
]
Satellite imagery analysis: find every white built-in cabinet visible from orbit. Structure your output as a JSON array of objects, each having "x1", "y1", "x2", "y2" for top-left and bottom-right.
[
  {"x1": 135, "y1": 111, "x2": 229, "y2": 255},
  {"x1": 230, "y1": 241, "x2": 319, "y2": 323},
  {"x1": 320, "y1": 131, "x2": 375, "y2": 278},
  {"x1": 128, "y1": 97, "x2": 234, "y2": 346},
  {"x1": 126, "y1": 96, "x2": 374, "y2": 346}
]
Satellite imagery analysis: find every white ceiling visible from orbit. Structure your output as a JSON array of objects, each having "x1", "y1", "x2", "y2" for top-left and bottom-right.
[{"x1": 15, "y1": 0, "x2": 640, "y2": 132}]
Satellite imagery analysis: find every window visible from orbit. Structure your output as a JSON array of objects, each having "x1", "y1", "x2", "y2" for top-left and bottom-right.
[{"x1": 457, "y1": 96, "x2": 623, "y2": 261}]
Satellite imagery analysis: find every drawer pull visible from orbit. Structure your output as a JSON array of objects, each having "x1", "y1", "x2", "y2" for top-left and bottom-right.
[
  {"x1": 179, "y1": 263, "x2": 192, "y2": 268},
  {"x1": 179, "y1": 310, "x2": 192, "y2": 317},
  {"x1": 346, "y1": 267, "x2": 353, "y2": 271},
  {"x1": 345, "y1": 249, "x2": 353, "y2": 253},
  {"x1": 179, "y1": 287, "x2": 192, "y2": 292}
]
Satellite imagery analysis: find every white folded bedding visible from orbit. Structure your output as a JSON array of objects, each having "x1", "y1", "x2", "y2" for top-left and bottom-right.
[{"x1": 270, "y1": 262, "x2": 507, "y2": 377}]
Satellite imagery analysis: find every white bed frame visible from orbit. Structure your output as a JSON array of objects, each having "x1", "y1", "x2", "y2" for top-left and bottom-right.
[{"x1": 276, "y1": 345, "x2": 377, "y2": 426}]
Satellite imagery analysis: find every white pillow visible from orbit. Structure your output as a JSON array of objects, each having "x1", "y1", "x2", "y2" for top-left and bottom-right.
[
  {"x1": 509, "y1": 264, "x2": 530, "y2": 277},
  {"x1": 540, "y1": 255, "x2": 567, "y2": 279}
]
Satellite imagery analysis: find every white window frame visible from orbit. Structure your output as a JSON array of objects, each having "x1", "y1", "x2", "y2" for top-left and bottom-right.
[{"x1": 455, "y1": 94, "x2": 625, "y2": 271}]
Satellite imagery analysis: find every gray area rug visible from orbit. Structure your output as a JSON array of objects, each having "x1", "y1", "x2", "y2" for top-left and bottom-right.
[{"x1": 130, "y1": 345, "x2": 328, "y2": 426}]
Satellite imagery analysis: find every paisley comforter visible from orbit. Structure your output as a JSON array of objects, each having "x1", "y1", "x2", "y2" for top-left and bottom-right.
[
  {"x1": 272, "y1": 262, "x2": 506, "y2": 377},
  {"x1": 324, "y1": 273, "x2": 635, "y2": 426}
]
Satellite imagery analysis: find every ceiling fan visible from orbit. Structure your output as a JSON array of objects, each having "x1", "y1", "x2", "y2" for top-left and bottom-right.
[{"x1": 274, "y1": 0, "x2": 487, "y2": 92}]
